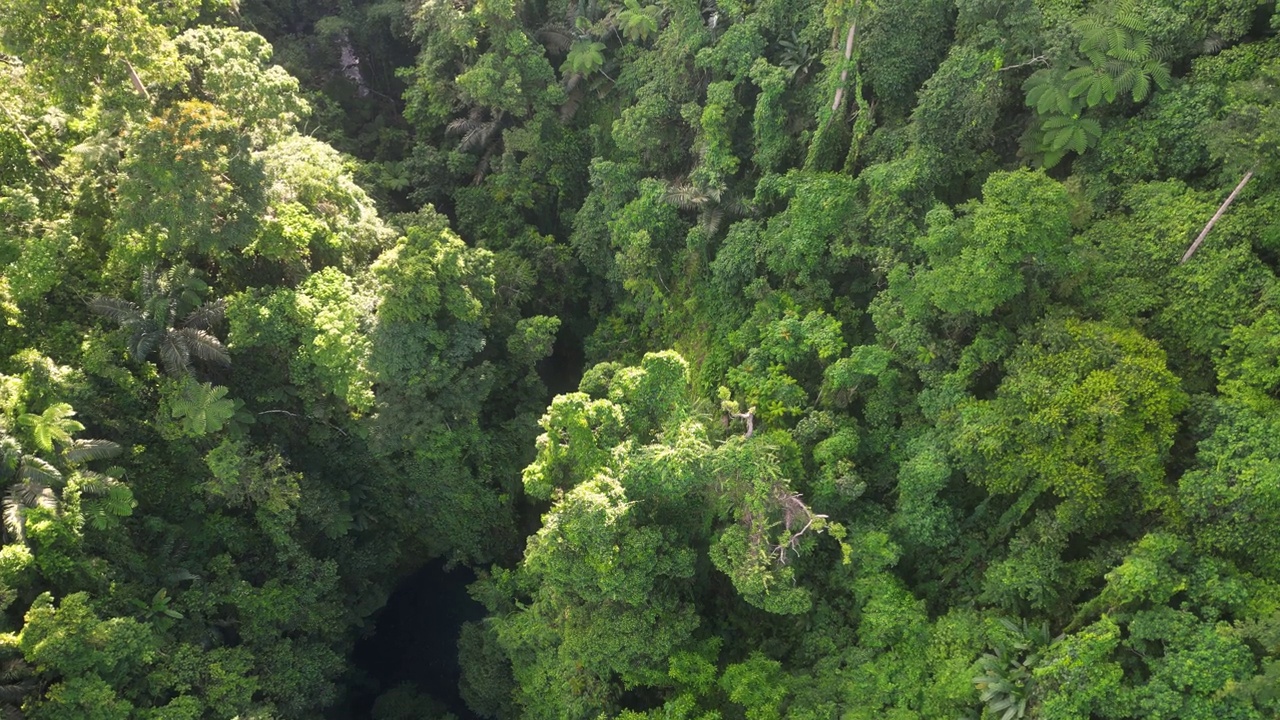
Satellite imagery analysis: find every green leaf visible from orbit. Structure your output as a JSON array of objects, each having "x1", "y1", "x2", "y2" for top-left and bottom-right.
[
  {"x1": 562, "y1": 40, "x2": 606, "y2": 76},
  {"x1": 168, "y1": 381, "x2": 237, "y2": 436},
  {"x1": 17, "y1": 403, "x2": 84, "y2": 453}
]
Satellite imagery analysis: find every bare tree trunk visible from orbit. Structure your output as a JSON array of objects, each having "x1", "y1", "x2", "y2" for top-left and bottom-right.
[
  {"x1": 1181, "y1": 168, "x2": 1254, "y2": 264},
  {"x1": 830, "y1": 14, "x2": 859, "y2": 112},
  {"x1": 122, "y1": 59, "x2": 150, "y2": 100}
]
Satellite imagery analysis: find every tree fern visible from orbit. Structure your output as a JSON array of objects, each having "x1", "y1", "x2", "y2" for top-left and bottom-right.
[
  {"x1": 63, "y1": 438, "x2": 122, "y2": 465},
  {"x1": 18, "y1": 403, "x2": 84, "y2": 453},
  {"x1": 616, "y1": 0, "x2": 660, "y2": 43},
  {"x1": 72, "y1": 470, "x2": 136, "y2": 530},
  {"x1": 563, "y1": 40, "x2": 606, "y2": 76},
  {"x1": 1065, "y1": 66, "x2": 1115, "y2": 107},
  {"x1": 1025, "y1": 70, "x2": 1079, "y2": 116}
]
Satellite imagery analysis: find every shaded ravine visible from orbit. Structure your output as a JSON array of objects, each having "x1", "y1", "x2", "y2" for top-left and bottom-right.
[{"x1": 348, "y1": 559, "x2": 485, "y2": 719}]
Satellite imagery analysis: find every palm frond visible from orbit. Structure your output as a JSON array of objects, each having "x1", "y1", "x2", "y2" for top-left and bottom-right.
[
  {"x1": 536, "y1": 24, "x2": 575, "y2": 53},
  {"x1": 176, "y1": 328, "x2": 230, "y2": 366},
  {"x1": 446, "y1": 116, "x2": 481, "y2": 137},
  {"x1": 160, "y1": 333, "x2": 192, "y2": 377},
  {"x1": 130, "y1": 328, "x2": 164, "y2": 361},
  {"x1": 665, "y1": 184, "x2": 710, "y2": 210},
  {"x1": 88, "y1": 296, "x2": 142, "y2": 325},
  {"x1": 182, "y1": 299, "x2": 225, "y2": 330},
  {"x1": 4, "y1": 481, "x2": 57, "y2": 542},
  {"x1": 20, "y1": 457, "x2": 62, "y2": 486},
  {"x1": 459, "y1": 122, "x2": 499, "y2": 152},
  {"x1": 63, "y1": 438, "x2": 122, "y2": 465},
  {"x1": 0, "y1": 681, "x2": 36, "y2": 704}
]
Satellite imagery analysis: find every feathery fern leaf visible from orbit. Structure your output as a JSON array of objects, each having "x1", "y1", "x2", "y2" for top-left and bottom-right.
[
  {"x1": 18, "y1": 457, "x2": 61, "y2": 486},
  {"x1": 63, "y1": 438, "x2": 123, "y2": 465}
]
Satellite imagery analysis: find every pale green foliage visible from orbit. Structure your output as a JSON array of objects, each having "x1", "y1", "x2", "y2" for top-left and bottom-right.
[
  {"x1": 204, "y1": 439, "x2": 301, "y2": 514},
  {"x1": 175, "y1": 27, "x2": 309, "y2": 146},
  {"x1": 748, "y1": 60, "x2": 794, "y2": 172},
  {"x1": 522, "y1": 392, "x2": 626, "y2": 500},
  {"x1": 892, "y1": 434, "x2": 956, "y2": 549},
  {"x1": 19, "y1": 592, "x2": 156, "y2": 708},
  {"x1": 616, "y1": 0, "x2": 662, "y2": 43},
  {"x1": 954, "y1": 318, "x2": 1186, "y2": 531},
  {"x1": 0, "y1": 186, "x2": 79, "y2": 315},
  {"x1": 564, "y1": 40, "x2": 607, "y2": 77},
  {"x1": 756, "y1": 171, "x2": 860, "y2": 283},
  {"x1": 17, "y1": 403, "x2": 82, "y2": 453},
  {"x1": 1178, "y1": 399, "x2": 1280, "y2": 577},
  {"x1": 0, "y1": 0, "x2": 200, "y2": 108},
  {"x1": 226, "y1": 270, "x2": 376, "y2": 414},
  {"x1": 506, "y1": 315, "x2": 560, "y2": 365},
  {"x1": 497, "y1": 351, "x2": 844, "y2": 714},
  {"x1": 292, "y1": 269, "x2": 376, "y2": 413},
  {"x1": 496, "y1": 475, "x2": 699, "y2": 718},
  {"x1": 165, "y1": 379, "x2": 236, "y2": 437},
  {"x1": 720, "y1": 654, "x2": 788, "y2": 720},
  {"x1": 906, "y1": 169, "x2": 1075, "y2": 316},
  {"x1": 256, "y1": 136, "x2": 396, "y2": 269},
  {"x1": 1033, "y1": 616, "x2": 1126, "y2": 719},
  {"x1": 111, "y1": 101, "x2": 266, "y2": 265},
  {"x1": 1080, "y1": 181, "x2": 1273, "y2": 386}
]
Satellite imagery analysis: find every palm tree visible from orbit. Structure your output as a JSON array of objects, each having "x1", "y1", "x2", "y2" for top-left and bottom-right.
[
  {"x1": 0, "y1": 653, "x2": 40, "y2": 720},
  {"x1": 89, "y1": 268, "x2": 230, "y2": 377},
  {"x1": 1, "y1": 410, "x2": 124, "y2": 542}
]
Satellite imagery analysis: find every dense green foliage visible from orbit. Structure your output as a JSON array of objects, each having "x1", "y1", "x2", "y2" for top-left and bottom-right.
[{"x1": 3, "y1": 0, "x2": 1280, "y2": 718}]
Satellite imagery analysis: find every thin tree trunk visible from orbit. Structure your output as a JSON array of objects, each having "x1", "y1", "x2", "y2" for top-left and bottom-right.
[
  {"x1": 1181, "y1": 168, "x2": 1255, "y2": 263},
  {"x1": 122, "y1": 59, "x2": 150, "y2": 100},
  {"x1": 830, "y1": 3, "x2": 860, "y2": 112}
]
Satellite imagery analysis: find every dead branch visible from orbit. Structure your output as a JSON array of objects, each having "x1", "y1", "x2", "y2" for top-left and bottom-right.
[
  {"x1": 122, "y1": 59, "x2": 149, "y2": 100},
  {"x1": 997, "y1": 55, "x2": 1049, "y2": 72},
  {"x1": 1181, "y1": 168, "x2": 1255, "y2": 263}
]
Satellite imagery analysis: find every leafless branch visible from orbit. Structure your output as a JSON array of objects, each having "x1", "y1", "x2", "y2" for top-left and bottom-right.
[
  {"x1": 997, "y1": 55, "x2": 1049, "y2": 72},
  {"x1": 1181, "y1": 168, "x2": 1255, "y2": 263}
]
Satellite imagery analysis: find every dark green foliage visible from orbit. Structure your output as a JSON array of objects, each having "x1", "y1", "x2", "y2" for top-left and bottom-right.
[{"x1": 2, "y1": 0, "x2": 1280, "y2": 718}]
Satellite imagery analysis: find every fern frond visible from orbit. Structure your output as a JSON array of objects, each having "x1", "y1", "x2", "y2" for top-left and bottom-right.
[
  {"x1": 20, "y1": 457, "x2": 61, "y2": 486},
  {"x1": 64, "y1": 439, "x2": 122, "y2": 465},
  {"x1": 74, "y1": 470, "x2": 116, "y2": 495}
]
